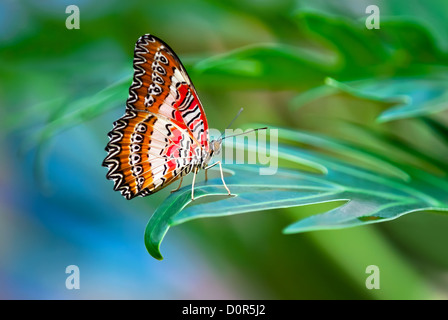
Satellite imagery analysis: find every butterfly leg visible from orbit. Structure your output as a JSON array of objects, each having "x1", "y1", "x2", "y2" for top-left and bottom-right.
[
  {"x1": 218, "y1": 161, "x2": 231, "y2": 196},
  {"x1": 204, "y1": 168, "x2": 208, "y2": 182},
  {"x1": 191, "y1": 167, "x2": 198, "y2": 201},
  {"x1": 205, "y1": 161, "x2": 231, "y2": 196},
  {"x1": 171, "y1": 177, "x2": 183, "y2": 193}
]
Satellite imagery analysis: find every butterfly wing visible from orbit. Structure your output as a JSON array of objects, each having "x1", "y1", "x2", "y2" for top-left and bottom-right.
[
  {"x1": 103, "y1": 34, "x2": 209, "y2": 199},
  {"x1": 128, "y1": 34, "x2": 209, "y2": 148}
]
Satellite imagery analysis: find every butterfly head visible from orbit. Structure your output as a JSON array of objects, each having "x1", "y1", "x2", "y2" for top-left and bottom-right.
[
  {"x1": 211, "y1": 138, "x2": 223, "y2": 156},
  {"x1": 203, "y1": 138, "x2": 222, "y2": 168}
]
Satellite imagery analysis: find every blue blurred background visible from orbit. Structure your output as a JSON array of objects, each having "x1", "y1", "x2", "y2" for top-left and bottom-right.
[{"x1": 1, "y1": 0, "x2": 448, "y2": 299}]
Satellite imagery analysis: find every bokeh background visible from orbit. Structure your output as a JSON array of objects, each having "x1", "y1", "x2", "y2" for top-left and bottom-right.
[{"x1": 1, "y1": 0, "x2": 448, "y2": 299}]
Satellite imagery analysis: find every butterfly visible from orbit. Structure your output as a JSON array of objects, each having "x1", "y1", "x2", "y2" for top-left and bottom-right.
[{"x1": 102, "y1": 34, "x2": 231, "y2": 201}]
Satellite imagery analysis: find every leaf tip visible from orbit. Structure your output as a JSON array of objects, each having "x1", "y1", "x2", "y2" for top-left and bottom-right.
[
  {"x1": 282, "y1": 223, "x2": 311, "y2": 235},
  {"x1": 144, "y1": 227, "x2": 166, "y2": 261},
  {"x1": 145, "y1": 241, "x2": 165, "y2": 260}
]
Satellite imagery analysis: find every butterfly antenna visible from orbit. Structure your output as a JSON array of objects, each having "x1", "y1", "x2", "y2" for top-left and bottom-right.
[
  {"x1": 219, "y1": 108, "x2": 244, "y2": 140},
  {"x1": 221, "y1": 127, "x2": 268, "y2": 140}
]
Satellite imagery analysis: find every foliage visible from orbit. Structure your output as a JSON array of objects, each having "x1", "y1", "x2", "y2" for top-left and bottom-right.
[
  {"x1": 2, "y1": 0, "x2": 448, "y2": 299},
  {"x1": 142, "y1": 11, "x2": 448, "y2": 259}
]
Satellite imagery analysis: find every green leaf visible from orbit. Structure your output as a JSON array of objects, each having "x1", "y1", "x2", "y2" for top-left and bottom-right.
[
  {"x1": 144, "y1": 164, "x2": 341, "y2": 260},
  {"x1": 294, "y1": 12, "x2": 448, "y2": 77},
  {"x1": 324, "y1": 76, "x2": 448, "y2": 122},
  {"x1": 375, "y1": 19, "x2": 448, "y2": 64},
  {"x1": 295, "y1": 11, "x2": 391, "y2": 77},
  {"x1": 144, "y1": 127, "x2": 448, "y2": 260},
  {"x1": 191, "y1": 43, "x2": 332, "y2": 90},
  {"x1": 20, "y1": 12, "x2": 448, "y2": 144}
]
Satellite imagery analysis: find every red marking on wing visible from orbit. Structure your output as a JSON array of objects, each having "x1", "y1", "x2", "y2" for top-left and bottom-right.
[{"x1": 173, "y1": 83, "x2": 209, "y2": 150}]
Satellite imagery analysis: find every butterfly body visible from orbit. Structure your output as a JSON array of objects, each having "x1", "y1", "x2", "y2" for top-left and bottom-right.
[{"x1": 103, "y1": 34, "x2": 228, "y2": 200}]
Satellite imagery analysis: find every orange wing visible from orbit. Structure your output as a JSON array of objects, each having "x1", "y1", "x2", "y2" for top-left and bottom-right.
[
  {"x1": 127, "y1": 34, "x2": 209, "y2": 147},
  {"x1": 103, "y1": 34, "x2": 209, "y2": 200}
]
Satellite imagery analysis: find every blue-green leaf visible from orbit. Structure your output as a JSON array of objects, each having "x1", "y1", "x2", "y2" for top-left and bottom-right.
[{"x1": 144, "y1": 127, "x2": 448, "y2": 260}]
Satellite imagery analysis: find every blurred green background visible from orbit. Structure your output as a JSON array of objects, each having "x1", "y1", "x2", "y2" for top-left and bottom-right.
[{"x1": 1, "y1": 0, "x2": 448, "y2": 299}]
